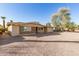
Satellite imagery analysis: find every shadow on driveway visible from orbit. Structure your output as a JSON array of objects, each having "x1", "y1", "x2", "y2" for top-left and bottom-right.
[
  {"x1": 20, "y1": 32, "x2": 61, "y2": 37},
  {"x1": 24, "y1": 40, "x2": 79, "y2": 43},
  {"x1": 36, "y1": 32, "x2": 60, "y2": 37},
  {"x1": 0, "y1": 36, "x2": 25, "y2": 46}
]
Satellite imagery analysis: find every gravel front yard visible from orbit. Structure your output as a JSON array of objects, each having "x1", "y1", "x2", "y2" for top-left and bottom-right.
[{"x1": 0, "y1": 32, "x2": 79, "y2": 56}]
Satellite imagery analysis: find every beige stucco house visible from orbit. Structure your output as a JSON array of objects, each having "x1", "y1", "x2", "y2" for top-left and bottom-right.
[{"x1": 7, "y1": 22, "x2": 53, "y2": 36}]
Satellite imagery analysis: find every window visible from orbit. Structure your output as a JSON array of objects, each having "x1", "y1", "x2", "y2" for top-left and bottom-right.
[
  {"x1": 20, "y1": 26, "x2": 31, "y2": 32},
  {"x1": 40, "y1": 28, "x2": 43, "y2": 30},
  {"x1": 39, "y1": 28, "x2": 43, "y2": 30},
  {"x1": 24, "y1": 27, "x2": 27, "y2": 32}
]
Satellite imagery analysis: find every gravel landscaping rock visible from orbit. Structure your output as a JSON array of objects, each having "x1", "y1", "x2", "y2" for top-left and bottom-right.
[{"x1": 0, "y1": 32, "x2": 79, "y2": 56}]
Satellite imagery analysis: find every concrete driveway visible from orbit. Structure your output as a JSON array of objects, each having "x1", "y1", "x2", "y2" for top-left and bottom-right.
[{"x1": 0, "y1": 32, "x2": 79, "y2": 56}]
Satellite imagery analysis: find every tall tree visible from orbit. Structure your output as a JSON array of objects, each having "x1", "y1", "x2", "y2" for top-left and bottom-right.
[
  {"x1": 51, "y1": 7, "x2": 71, "y2": 31},
  {"x1": 51, "y1": 13, "x2": 62, "y2": 31},
  {"x1": 69, "y1": 22, "x2": 76, "y2": 31},
  {"x1": 58, "y1": 8, "x2": 71, "y2": 29},
  {"x1": 1, "y1": 16, "x2": 6, "y2": 30}
]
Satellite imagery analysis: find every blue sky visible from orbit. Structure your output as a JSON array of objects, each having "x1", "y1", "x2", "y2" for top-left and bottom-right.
[{"x1": 0, "y1": 3, "x2": 79, "y2": 25}]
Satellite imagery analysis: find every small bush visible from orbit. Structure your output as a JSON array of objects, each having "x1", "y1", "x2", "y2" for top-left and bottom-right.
[
  {"x1": 5, "y1": 31, "x2": 11, "y2": 36},
  {"x1": 0, "y1": 28, "x2": 3, "y2": 35}
]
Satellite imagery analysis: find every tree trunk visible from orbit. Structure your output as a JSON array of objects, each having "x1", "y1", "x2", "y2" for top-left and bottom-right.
[{"x1": 3, "y1": 19, "x2": 5, "y2": 32}]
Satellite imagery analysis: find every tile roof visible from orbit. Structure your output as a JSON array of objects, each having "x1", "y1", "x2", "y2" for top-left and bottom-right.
[{"x1": 7, "y1": 22, "x2": 45, "y2": 27}]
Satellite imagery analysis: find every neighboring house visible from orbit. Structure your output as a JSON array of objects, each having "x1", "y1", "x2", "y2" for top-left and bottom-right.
[{"x1": 7, "y1": 22, "x2": 53, "y2": 36}]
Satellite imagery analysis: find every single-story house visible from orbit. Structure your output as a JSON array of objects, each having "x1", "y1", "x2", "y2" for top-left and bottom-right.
[{"x1": 7, "y1": 22, "x2": 53, "y2": 36}]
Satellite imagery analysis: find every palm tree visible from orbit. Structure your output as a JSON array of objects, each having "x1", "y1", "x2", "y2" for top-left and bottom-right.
[
  {"x1": 10, "y1": 20, "x2": 13, "y2": 23},
  {"x1": 1, "y1": 16, "x2": 6, "y2": 32}
]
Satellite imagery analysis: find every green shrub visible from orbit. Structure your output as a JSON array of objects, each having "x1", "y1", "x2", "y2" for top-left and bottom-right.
[
  {"x1": 0, "y1": 28, "x2": 3, "y2": 35},
  {"x1": 5, "y1": 31, "x2": 11, "y2": 36}
]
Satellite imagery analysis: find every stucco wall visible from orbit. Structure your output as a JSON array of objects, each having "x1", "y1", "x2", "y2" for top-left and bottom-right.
[
  {"x1": 37, "y1": 27, "x2": 44, "y2": 33},
  {"x1": 47, "y1": 27, "x2": 53, "y2": 32},
  {"x1": 8, "y1": 25, "x2": 20, "y2": 36}
]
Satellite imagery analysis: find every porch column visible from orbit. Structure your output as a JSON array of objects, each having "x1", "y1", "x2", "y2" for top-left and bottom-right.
[{"x1": 36, "y1": 27, "x2": 38, "y2": 33}]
